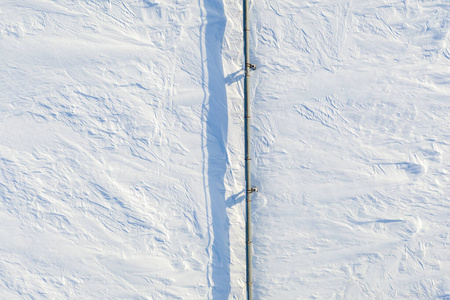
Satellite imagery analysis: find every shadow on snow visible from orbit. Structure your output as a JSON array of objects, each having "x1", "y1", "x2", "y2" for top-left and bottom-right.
[{"x1": 200, "y1": 0, "x2": 231, "y2": 298}]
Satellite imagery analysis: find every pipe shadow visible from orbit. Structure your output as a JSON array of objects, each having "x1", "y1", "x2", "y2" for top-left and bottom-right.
[
  {"x1": 200, "y1": 0, "x2": 231, "y2": 298},
  {"x1": 226, "y1": 190, "x2": 245, "y2": 208},
  {"x1": 225, "y1": 70, "x2": 245, "y2": 86}
]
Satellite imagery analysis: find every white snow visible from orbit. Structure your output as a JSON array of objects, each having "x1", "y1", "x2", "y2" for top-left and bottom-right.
[{"x1": 0, "y1": 0, "x2": 449, "y2": 299}]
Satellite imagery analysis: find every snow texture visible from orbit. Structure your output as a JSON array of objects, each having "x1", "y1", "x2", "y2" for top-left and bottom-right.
[{"x1": 0, "y1": 0, "x2": 449, "y2": 299}]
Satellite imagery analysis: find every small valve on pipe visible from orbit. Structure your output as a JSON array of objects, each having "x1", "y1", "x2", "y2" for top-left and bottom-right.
[
  {"x1": 250, "y1": 187, "x2": 258, "y2": 193},
  {"x1": 247, "y1": 63, "x2": 257, "y2": 70}
]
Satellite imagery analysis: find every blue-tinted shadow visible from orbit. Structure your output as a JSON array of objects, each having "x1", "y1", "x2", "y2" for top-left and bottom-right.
[{"x1": 201, "y1": 0, "x2": 231, "y2": 298}]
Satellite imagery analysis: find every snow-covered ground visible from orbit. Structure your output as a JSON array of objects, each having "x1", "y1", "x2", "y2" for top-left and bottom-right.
[{"x1": 0, "y1": 0, "x2": 449, "y2": 299}]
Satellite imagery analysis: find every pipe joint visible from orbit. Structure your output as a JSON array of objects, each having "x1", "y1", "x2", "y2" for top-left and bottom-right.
[
  {"x1": 246, "y1": 63, "x2": 257, "y2": 70},
  {"x1": 247, "y1": 187, "x2": 258, "y2": 193}
]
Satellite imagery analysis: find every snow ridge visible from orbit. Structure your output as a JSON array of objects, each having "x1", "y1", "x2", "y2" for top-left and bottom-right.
[{"x1": 1, "y1": 0, "x2": 450, "y2": 299}]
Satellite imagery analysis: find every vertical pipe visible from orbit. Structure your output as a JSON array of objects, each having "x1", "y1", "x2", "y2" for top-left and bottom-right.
[{"x1": 243, "y1": 0, "x2": 252, "y2": 299}]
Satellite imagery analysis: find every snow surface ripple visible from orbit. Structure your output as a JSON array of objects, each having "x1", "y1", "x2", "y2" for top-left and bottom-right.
[{"x1": 0, "y1": 0, "x2": 449, "y2": 299}]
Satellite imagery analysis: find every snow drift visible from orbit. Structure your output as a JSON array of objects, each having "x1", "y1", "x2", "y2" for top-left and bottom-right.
[{"x1": 0, "y1": 0, "x2": 449, "y2": 299}]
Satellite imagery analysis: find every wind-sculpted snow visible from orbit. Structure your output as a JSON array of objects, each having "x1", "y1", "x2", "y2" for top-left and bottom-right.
[
  {"x1": 0, "y1": 0, "x2": 216, "y2": 298},
  {"x1": 251, "y1": 0, "x2": 450, "y2": 298},
  {"x1": 0, "y1": 0, "x2": 449, "y2": 299}
]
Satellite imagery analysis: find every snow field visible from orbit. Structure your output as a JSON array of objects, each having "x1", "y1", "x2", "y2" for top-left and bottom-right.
[
  {"x1": 1, "y1": 0, "x2": 214, "y2": 298},
  {"x1": 0, "y1": 0, "x2": 449, "y2": 299},
  {"x1": 250, "y1": 0, "x2": 450, "y2": 298}
]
